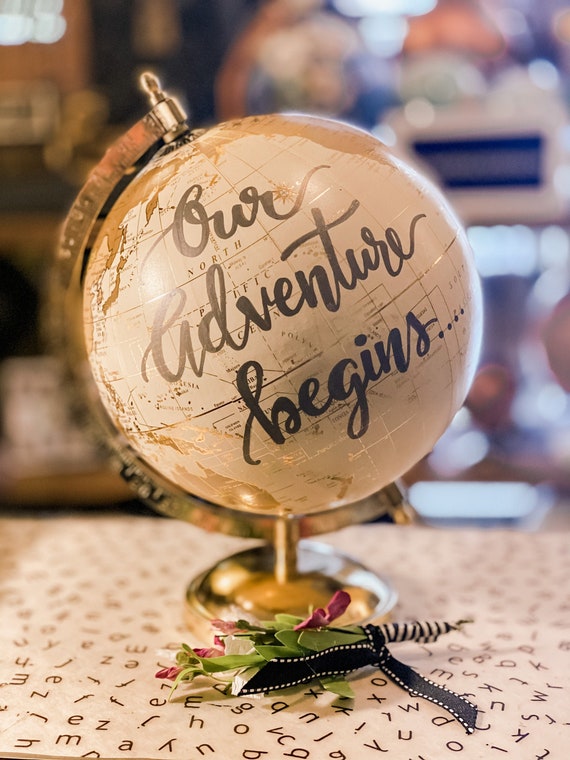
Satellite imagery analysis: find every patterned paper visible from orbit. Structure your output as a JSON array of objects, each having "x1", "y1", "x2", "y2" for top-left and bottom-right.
[{"x1": 1, "y1": 515, "x2": 569, "y2": 759}]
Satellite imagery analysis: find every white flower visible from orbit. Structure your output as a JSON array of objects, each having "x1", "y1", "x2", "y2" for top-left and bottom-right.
[
  {"x1": 231, "y1": 666, "x2": 261, "y2": 696},
  {"x1": 223, "y1": 635, "x2": 256, "y2": 656}
]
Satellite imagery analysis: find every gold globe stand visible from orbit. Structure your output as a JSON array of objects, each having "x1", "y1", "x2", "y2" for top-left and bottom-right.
[
  {"x1": 51, "y1": 73, "x2": 411, "y2": 634},
  {"x1": 185, "y1": 489, "x2": 411, "y2": 633}
]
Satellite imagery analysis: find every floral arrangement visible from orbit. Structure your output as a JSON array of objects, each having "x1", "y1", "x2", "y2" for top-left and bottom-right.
[{"x1": 156, "y1": 591, "x2": 478, "y2": 734}]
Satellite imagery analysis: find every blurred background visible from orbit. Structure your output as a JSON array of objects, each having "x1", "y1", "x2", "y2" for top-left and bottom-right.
[{"x1": 3, "y1": 0, "x2": 570, "y2": 525}]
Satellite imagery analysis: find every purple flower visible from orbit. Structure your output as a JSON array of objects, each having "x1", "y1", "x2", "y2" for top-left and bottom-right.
[
  {"x1": 294, "y1": 590, "x2": 351, "y2": 630},
  {"x1": 155, "y1": 666, "x2": 183, "y2": 681}
]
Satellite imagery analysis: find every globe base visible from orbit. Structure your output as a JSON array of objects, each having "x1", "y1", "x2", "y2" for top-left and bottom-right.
[{"x1": 185, "y1": 540, "x2": 397, "y2": 637}]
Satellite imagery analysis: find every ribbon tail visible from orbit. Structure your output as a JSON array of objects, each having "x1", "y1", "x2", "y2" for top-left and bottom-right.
[
  {"x1": 376, "y1": 619, "x2": 471, "y2": 645},
  {"x1": 378, "y1": 648, "x2": 478, "y2": 734},
  {"x1": 365, "y1": 625, "x2": 478, "y2": 734}
]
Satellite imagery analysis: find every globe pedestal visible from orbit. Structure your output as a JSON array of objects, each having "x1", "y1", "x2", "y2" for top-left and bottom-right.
[{"x1": 185, "y1": 515, "x2": 397, "y2": 636}]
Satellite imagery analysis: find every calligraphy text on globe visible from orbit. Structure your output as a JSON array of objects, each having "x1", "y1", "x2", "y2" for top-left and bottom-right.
[{"x1": 140, "y1": 164, "x2": 438, "y2": 465}]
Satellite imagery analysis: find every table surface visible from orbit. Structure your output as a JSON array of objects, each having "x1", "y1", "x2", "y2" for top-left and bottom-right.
[{"x1": 1, "y1": 511, "x2": 569, "y2": 759}]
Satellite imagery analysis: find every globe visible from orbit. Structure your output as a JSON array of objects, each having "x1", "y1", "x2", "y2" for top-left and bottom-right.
[{"x1": 82, "y1": 112, "x2": 482, "y2": 519}]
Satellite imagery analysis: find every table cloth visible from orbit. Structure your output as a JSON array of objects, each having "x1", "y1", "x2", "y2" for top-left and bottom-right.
[{"x1": 1, "y1": 514, "x2": 568, "y2": 759}]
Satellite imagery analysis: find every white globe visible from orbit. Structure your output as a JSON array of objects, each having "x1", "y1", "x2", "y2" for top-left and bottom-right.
[{"x1": 83, "y1": 113, "x2": 482, "y2": 515}]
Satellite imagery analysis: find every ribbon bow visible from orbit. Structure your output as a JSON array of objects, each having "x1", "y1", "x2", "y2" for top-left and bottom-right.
[{"x1": 156, "y1": 591, "x2": 478, "y2": 734}]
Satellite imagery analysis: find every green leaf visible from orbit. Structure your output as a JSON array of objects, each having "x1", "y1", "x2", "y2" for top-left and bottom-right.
[
  {"x1": 194, "y1": 653, "x2": 265, "y2": 673},
  {"x1": 298, "y1": 629, "x2": 366, "y2": 651},
  {"x1": 274, "y1": 629, "x2": 306, "y2": 650},
  {"x1": 262, "y1": 613, "x2": 303, "y2": 629},
  {"x1": 319, "y1": 676, "x2": 355, "y2": 698},
  {"x1": 254, "y1": 645, "x2": 304, "y2": 661}
]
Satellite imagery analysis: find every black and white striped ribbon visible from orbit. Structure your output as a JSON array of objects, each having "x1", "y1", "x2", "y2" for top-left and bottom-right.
[{"x1": 376, "y1": 619, "x2": 469, "y2": 644}]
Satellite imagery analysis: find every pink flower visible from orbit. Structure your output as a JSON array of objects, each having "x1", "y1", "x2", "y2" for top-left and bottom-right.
[
  {"x1": 192, "y1": 645, "x2": 225, "y2": 658},
  {"x1": 211, "y1": 619, "x2": 243, "y2": 634},
  {"x1": 294, "y1": 590, "x2": 351, "y2": 630},
  {"x1": 155, "y1": 666, "x2": 183, "y2": 680}
]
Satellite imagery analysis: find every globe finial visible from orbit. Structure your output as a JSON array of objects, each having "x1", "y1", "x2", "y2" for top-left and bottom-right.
[
  {"x1": 140, "y1": 71, "x2": 165, "y2": 107},
  {"x1": 139, "y1": 70, "x2": 189, "y2": 142}
]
